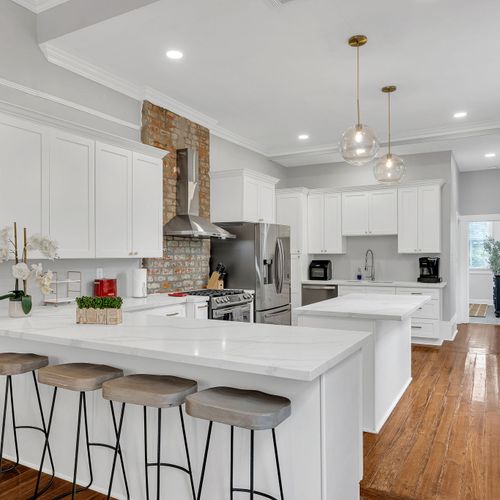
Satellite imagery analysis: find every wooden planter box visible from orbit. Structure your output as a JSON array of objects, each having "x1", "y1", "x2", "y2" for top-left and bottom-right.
[{"x1": 76, "y1": 308, "x2": 123, "y2": 325}]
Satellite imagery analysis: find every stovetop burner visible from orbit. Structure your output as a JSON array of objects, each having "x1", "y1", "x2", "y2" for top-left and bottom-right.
[{"x1": 185, "y1": 289, "x2": 245, "y2": 298}]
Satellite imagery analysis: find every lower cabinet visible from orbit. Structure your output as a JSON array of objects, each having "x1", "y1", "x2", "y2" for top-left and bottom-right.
[
  {"x1": 189, "y1": 301, "x2": 209, "y2": 320},
  {"x1": 146, "y1": 304, "x2": 187, "y2": 318}
]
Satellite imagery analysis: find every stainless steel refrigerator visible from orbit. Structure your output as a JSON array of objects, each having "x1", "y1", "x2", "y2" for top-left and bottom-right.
[{"x1": 210, "y1": 223, "x2": 291, "y2": 325}]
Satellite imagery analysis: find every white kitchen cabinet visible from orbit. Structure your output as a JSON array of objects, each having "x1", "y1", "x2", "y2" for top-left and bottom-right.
[
  {"x1": 95, "y1": 143, "x2": 132, "y2": 258},
  {"x1": 192, "y1": 301, "x2": 209, "y2": 320},
  {"x1": 307, "y1": 192, "x2": 345, "y2": 254},
  {"x1": 131, "y1": 153, "x2": 163, "y2": 258},
  {"x1": 48, "y1": 131, "x2": 95, "y2": 258},
  {"x1": 0, "y1": 115, "x2": 49, "y2": 256},
  {"x1": 210, "y1": 169, "x2": 279, "y2": 224},
  {"x1": 342, "y1": 189, "x2": 397, "y2": 236},
  {"x1": 146, "y1": 304, "x2": 186, "y2": 318},
  {"x1": 276, "y1": 189, "x2": 308, "y2": 254},
  {"x1": 398, "y1": 184, "x2": 441, "y2": 253}
]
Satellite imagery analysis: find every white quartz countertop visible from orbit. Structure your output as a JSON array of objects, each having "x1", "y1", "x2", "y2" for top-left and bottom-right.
[
  {"x1": 302, "y1": 279, "x2": 447, "y2": 289},
  {"x1": 0, "y1": 306, "x2": 369, "y2": 382},
  {"x1": 122, "y1": 294, "x2": 208, "y2": 312},
  {"x1": 295, "y1": 293, "x2": 431, "y2": 321}
]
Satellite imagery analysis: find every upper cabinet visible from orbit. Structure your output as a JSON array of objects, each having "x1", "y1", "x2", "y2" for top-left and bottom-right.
[
  {"x1": 276, "y1": 188, "x2": 308, "y2": 254},
  {"x1": 398, "y1": 184, "x2": 441, "y2": 253},
  {"x1": 342, "y1": 189, "x2": 398, "y2": 236},
  {"x1": 307, "y1": 191, "x2": 346, "y2": 254},
  {"x1": 0, "y1": 112, "x2": 165, "y2": 259},
  {"x1": 211, "y1": 169, "x2": 279, "y2": 224},
  {"x1": 48, "y1": 131, "x2": 95, "y2": 258}
]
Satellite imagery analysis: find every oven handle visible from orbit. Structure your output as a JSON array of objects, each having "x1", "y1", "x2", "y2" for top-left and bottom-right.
[
  {"x1": 213, "y1": 304, "x2": 252, "y2": 316},
  {"x1": 302, "y1": 285, "x2": 338, "y2": 290}
]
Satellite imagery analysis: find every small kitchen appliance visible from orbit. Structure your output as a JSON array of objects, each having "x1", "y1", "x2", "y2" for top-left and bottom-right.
[
  {"x1": 309, "y1": 260, "x2": 332, "y2": 281},
  {"x1": 417, "y1": 257, "x2": 441, "y2": 283},
  {"x1": 184, "y1": 289, "x2": 254, "y2": 322},
  {"x1": 132, "y1": 268, "x2": 148, "y2": 298},
  {"x1": 93, "y1": 279, "x2": 117, "y2": 297}
]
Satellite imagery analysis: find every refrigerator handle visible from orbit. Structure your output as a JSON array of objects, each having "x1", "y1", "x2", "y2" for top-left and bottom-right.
[
  {"x1": 275, "y1": 238, "x2": 284, "y2": 294},
  {"x1": 274, "y1": 240, "x2": 280, "y2": 292}
]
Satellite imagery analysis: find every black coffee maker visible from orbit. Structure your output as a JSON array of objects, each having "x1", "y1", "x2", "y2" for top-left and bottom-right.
[{"x1": 418, "y1": 257, "x2": 441, "y2": 283}]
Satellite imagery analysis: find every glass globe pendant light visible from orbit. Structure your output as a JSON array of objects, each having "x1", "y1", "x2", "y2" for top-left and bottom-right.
[
  {"x1": 373, "y1": 86, "x2": 406, "y2": 183},
  {"x1": 339, "y1": 35, "x2": 379, "y2": 166}
]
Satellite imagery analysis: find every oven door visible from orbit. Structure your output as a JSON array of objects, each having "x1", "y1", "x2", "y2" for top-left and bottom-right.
[{"x1": 212, "y1": 304, "x2": 252, "y2": 323}]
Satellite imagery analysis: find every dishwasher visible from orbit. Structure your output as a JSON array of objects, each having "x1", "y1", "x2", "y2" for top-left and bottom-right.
[{"x1": 301, "y1": 283, "x2": 338, "y2": 306}]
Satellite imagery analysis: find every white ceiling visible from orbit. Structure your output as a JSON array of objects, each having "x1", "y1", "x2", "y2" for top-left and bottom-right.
[{"x1": 39, "y1": 0, "x2": 500, "y2": 170}]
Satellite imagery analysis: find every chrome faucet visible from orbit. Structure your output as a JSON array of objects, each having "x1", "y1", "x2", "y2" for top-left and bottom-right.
[{"x1": 365, "y1": 249, "x2": 375, "y2": 281}]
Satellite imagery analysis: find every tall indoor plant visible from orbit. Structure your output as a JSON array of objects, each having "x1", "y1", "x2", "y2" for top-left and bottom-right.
[
  {"x1": 483, "y1": 237, "x2": 500, "y2": 317},
  {"x1": 0, "y1": 223, "x2": 58, "y2": 317}
]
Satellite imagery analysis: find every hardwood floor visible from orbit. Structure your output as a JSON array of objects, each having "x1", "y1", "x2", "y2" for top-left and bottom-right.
[
  {"x1": 1, "y1": 323, "x2": 498, "y2": 499},
  {"x1": 361, "y1": 322, "x2": 500, "y2": 500}
]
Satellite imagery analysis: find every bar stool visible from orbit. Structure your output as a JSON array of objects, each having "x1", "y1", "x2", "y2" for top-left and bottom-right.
[
  {"x1": 32, "y1": 363, "x2": 127, "y2": 499},
  {"x1": 0, "y1": 353, "x2": 55, "y2": 492},
  {"x1": 186, "y1": 386, "x2": 291, "y2": 500},
  {"x1": 102, "y1": 374, "x2": 198, "y2": 500}
]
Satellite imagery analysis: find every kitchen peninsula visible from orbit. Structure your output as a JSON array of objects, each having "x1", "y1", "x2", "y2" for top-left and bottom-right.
[
  {"x1": 295, "y1": 293, "x2": 431, "y2": 433},
  {"x1": 0, "y1": 306, "x2": 369, "y2": 500}
]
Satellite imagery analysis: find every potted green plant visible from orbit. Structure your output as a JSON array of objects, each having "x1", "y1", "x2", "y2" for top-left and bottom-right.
[
  {"x1": 483, "y1": 237, "x2": 500, "y2": 317},
  {"x1": 76, "y1": 296, "x2": 124, "y2": 325},
  {"x1": 0, "y1": 223, "x2": 57, "y2": 317}
]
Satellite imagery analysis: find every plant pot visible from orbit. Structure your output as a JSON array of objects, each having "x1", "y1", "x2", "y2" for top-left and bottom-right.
[
  {"x1": 8, "y1": 296, "x2": 32, "y2": 318},
  {"x1": 76, "y1": 308, "x2": 123, "y2": 325}
]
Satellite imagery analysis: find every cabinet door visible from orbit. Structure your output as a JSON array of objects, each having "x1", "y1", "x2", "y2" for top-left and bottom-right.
[
  {"x1": 324, "y1": 193, "x2": 346, "y2": 253},
  {"x1": 276, "y1": 193, "x2": 305, "y2": 254},
  {"x1": 258, "y1": 183, "x2": 276, "y2": 223},
  {"x1": 0, "y1": 116, "x2": 49, "y2": 251},
  {"x1": 342, "y1": 192, "x2": 369, "y2": 235},
  {"x1": 398, "y1": 188, "x2": 419, "y2": 253},
  {"x1": 307, "y1": 194, "x2": 325, "y2": 253},
  {"x1": 243, "y1": 178, "x2": 260, "y2": 222},
  {"x1": 290, "y1": 254, "x2": 302, "y2": 296},
  {"x1": 48, "y1": 131, "x2": 95, "y2": 258},
  {"x1": 193, "y1": 302, "x2": 209, "y2": 320},
  {"x1": 369, "y1": 190, "x2": 397, "y2": 235},
  {"x1": 132, "y1": 153, "x2": 163, "y2": 257},
  {"x1": 95, "y1": 143, "x2": 132, "y2": 257},
  {"x1": 418, "y1": 185, "x2": 441, "y2": 253}
]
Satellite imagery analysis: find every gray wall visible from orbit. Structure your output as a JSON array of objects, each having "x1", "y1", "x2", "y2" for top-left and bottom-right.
[
  {"x1": 0, "y1": 0, "x2": 141, "y2": 139},
  {"x1": 459, "y1": 169, "x2": 500, "y2": 216},
  {"x1": 283, "y1": 151, "x2": 456, "y2": 321},
  {"x1": 210, "y1": 135, "x2": 289, "y2": 186}
]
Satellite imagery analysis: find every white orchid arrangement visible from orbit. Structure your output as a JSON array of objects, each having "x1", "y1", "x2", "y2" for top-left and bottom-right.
[{"x1": 0, "y1": 223, "x2": 59, "y2": 314}]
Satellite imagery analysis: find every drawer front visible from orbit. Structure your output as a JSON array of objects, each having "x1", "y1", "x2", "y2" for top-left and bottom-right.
[
  {"x1": 147, "y1": 305, "x2": 186, "y2": 318},
  {"x1": 363, "y1": 286, "x2": 396, "y2": 295},
  {"x1": 397, "y1": 287, "x2": 440, "y2": 300},
  {"x1": 411, "y1": 319, "x2": 439, "y2": 339},
  {"x1": 412, "y1": 300, "x2": 440, "y2": 320},
  {"x1": 338, "y1": 285, "x2": 364, "y2": 296}
]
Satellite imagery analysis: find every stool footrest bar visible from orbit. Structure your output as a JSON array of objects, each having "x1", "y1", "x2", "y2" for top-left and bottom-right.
[{"x1": 232, "y1": 488, "x2": 279, "y2": 500}]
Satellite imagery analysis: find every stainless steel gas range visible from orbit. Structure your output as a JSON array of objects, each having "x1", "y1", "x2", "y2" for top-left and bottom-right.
[{"x1": 185, "y1": 289, "x2": 254, "y2": 322}]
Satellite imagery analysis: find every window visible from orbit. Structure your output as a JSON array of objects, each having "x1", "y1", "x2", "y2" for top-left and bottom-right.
[{"x1": 469, "y1": 222, "x2": 492, "y2": 269}]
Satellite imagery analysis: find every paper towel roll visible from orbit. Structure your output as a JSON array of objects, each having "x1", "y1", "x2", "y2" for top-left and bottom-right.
[{"x1": 132, "y1": 268, "x2": 148, "y2": 298}]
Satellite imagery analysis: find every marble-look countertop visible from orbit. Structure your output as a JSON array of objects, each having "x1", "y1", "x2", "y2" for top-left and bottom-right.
[
  {"x1": 0, "y1": 306, "x2": 369, "y2": 382},
  {"x1": 302, "y1": 279, "x2": 447, "y2": 289},
  {"x1": 295, "y1": 293, "x2": 431, "y2": 321}
]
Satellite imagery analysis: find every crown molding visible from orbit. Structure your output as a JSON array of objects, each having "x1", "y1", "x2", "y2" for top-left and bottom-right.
[{"x1": 10, "y1": 0, "x2": 70, "y2": 13}]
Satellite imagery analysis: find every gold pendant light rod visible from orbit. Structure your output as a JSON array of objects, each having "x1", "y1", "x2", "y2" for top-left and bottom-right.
[
  {"x1": 382, "y1": 85, "x2": 397, "y2": 156},
  {"x1": 349, "y1": 35, "x2": 367, "y2": 126}
]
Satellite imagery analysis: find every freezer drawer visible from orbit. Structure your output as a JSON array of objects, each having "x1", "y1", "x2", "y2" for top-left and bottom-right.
[
  {"x1": 256, "y1": 305, "x2": 291, "y2": 325},
  {"x1": 301, "y1": 284, "x2": 338, "y2": 306}
]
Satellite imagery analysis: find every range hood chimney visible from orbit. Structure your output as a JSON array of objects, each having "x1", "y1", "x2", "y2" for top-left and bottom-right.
[{"x1": 163, "y1": 148, "x2": 235, "y2": 239}]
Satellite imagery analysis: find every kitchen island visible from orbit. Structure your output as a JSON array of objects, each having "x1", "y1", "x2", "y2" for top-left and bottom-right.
[
  {"x1": 0, "y1": 306, "x2": 369, "y2": 500},
  {"x1": 295, "y1": 293, "x2": 431, "y2": 433}
]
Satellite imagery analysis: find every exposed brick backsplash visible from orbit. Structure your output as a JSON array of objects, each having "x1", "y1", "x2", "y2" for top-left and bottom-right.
[{"x1": 141, "y1": 101, "x2": 211, "y2": 293}]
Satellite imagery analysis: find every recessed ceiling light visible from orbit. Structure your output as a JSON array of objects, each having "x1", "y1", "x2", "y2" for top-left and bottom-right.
[
  {"x1": 298, "y1": 134, "x2": 310, "y2": 140},
  {"x1": 453, "y1": 111, "x2": 467, "y2": 118},
  {"x1": 485, "y1": 153, "x2": 496, "y2": 158},
  {"x1": 166, "y1": 50, "x2": 183, "y2": 60}
]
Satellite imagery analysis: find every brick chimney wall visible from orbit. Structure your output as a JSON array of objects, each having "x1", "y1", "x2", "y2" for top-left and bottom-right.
[{"x1": 141, "y1": 101, "x2": 211, "y2": 293}]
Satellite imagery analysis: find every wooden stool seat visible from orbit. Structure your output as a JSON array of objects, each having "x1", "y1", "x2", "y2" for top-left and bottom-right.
[
  {"x1": 0, "y1": 352, "x2": 49, "y2": 376},
  {"x1": 102, "y1": 374, "x2": 197, "y2": 408},
  {"x1": 186, "y1": 387, "x2": 291, "y2": 431},
  {"x1": 38, "y1": 363, "x2": 123, "y2": 392}
]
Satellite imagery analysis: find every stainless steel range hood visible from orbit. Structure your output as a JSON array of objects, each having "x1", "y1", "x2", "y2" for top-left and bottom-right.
[{"x1": 163, "y1": 149, "x2": 235, "y2": 239}]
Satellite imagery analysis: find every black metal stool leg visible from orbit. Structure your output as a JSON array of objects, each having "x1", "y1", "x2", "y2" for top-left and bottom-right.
[
  {"x1": 32, "y1": 386, "x2": 58, "y2": 499},
  {"x1": 71, "y1": 392, "x2": 84, "y2": 499},
  {"x1": 196, "y1": 420, "x2": 213, "y2": 500},
  {"x1": 144, "y1": 406, "x2": 150, "y2": 500},
  {"x1": 179, "y1": 406, "x2": 196, "y2": 500},
  {"x1": 230, "y1": 426, "x2": 234, "y2": 500},
  {"x1": 107, "y1": 401, "x2": 126, "y2": 499},
  {"x1": 8, "y1": 376, "x2": 20, "y2": 468},
  {"x1": 272, "y1": 429, "x2": 284, "y2": 500},
  {"x1": 250, "y1": 430, "x2": 255, "y2": 500},
  {"x1": 0, "y1": 375, "x2": 19, "y2": 473},
  {"x1": 156, "y1": 408, "x2": 162, "y2": 500}
]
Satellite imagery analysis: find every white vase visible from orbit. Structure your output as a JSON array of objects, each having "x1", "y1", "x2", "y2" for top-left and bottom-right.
[{"x1": 8, "y1": 299, "x2": 32, "y2": 318}]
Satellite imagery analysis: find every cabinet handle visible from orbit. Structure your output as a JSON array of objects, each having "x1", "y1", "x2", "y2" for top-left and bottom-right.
[
  {"x1": 198, "y1": 305, "x2": 208, "y2": 309},
  {"x1": 411, "y1": 292, "x2": 423, "y2": 295},
  {"x1": 165, "y1": 312, "x2": 180, "y2": 317},
  {"x1": 411, "y1": 325, "x2": 423, "y2": 329}
]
